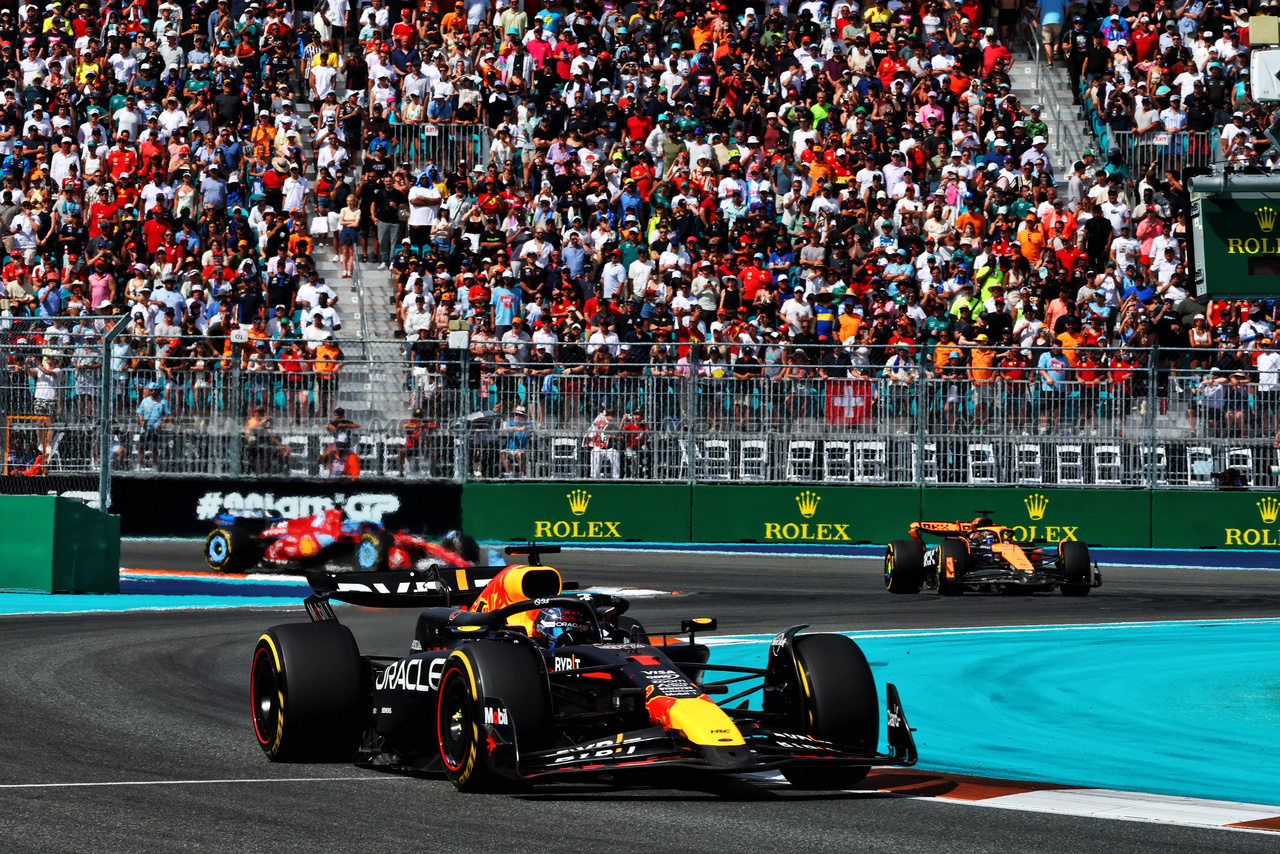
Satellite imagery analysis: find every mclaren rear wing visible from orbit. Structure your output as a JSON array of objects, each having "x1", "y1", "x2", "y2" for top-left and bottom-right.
[{"x1": 305, "y1": 565, "x2": 499, "y2": 609}]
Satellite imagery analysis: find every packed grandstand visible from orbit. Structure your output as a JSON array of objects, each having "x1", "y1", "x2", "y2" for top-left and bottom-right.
[{"x1": 0, "y1": 0, "x2": 1274, "y2": 486}]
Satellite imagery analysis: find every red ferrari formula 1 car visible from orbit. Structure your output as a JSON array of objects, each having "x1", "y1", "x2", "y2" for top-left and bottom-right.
[
  {"x1": 248, "y1": 545, "x2": 918, "y2": 792},
  {"x1": 204, "y1": 508, "x2": 478, "y2": 574}
]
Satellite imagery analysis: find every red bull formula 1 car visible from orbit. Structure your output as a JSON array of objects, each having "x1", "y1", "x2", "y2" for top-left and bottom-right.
[
  {"x1": 249, "y1": 546, "x2": 918, "y2": 792},
  {"x1": 205, "y1": 508, "x2": 478, "y2": 574},
  {"x1": 884, "y1": 511, "x2": 1102, "y2": 596}
]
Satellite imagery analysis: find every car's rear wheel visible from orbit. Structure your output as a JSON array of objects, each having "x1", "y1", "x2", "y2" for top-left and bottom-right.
[
  {"x1": 250, "y1": 622, "x2": 366, "y2": 762},
  {"x1": 437, "y1": 641, "x2": 551, "y2": 792},
  {"x1": 936, "y1": 538, "x2": 968, "y2": 596},
  {"x1": 353, "y1": 528, "x2": 390, "y2": 572},
  {"x1": 884, "y1": 540, "x2": 925, "y2": 594},
  {"x1": 206, "y1": 525, "x2": 260, "y2": 573},
  {"x1": 1059, "y1": 541, "x2": 1092, "y2": 597},
  {"x1": 781, "y1": 634, "x2": 878, "y2": 790}
]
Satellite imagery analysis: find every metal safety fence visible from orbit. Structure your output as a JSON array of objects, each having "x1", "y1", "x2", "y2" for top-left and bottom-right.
[
  {"x1": 5, "y1": 333, "x2": 1279, "y2": 489},
  {"x1": 1095, "y1": 129, "x2": 1219, "y2": 174},
  {"x1": 386, "y1": 121, "x2": 493, "y2": 175}
]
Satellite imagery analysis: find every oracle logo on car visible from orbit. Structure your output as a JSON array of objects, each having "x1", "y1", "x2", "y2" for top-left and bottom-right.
[{"x1": 196, "y1": 491, "x2": 401, "y2": 523}]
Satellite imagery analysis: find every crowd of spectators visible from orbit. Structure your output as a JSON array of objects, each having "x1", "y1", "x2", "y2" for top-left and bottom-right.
[{"x1": 4, "y1": 0, "x2": 1280, "y2": 471}]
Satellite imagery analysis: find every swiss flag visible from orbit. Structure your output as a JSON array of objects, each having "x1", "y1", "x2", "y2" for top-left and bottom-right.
[{"x1": 826, "y1": 378, "x2": 873, "y2": 424}]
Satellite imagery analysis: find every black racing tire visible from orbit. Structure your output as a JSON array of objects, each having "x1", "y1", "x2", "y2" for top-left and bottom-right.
[
  {"x1": 1059, "y1": 540, "x2": 1093, "y2": 597},
  {"x1": 437, "y1": 641, "x2": 552, "y2": 792},
  {"x1": 615, "y1": 615, "x2": 650, "y2": 643},
  {"x1": 250, "y1": 622, "x2": 366, "y2": 762},
  {"x1": 936, "y1": 538, "x2": 968, "y2": 596},
  {"x1": 781, "y1": 634, "x2": 878, "y2": 790},
  {"x1": 442, "y1": 530, "x2": 481, "y2": 564},
  {"x1": 884, "y1": 540, "x2": 925, "y2": 594},
  {"x1": 206, "y1": 525, "x2": 260, "y2": 573},
  {"x1": 353, "y1": 528, "x2": 391, "y2": 572}
]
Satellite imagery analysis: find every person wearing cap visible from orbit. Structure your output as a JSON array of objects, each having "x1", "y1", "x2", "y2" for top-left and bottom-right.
[{"x1": 135, "y1": 380, "x2": 171, "y2": 470}]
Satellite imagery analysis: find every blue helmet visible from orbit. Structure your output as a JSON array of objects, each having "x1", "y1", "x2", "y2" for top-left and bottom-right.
[{"x1": 532, "y1": 606, "x2": 595, "y2": 649}]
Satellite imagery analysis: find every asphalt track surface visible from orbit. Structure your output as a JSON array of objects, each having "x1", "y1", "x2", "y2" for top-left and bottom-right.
[{"x1": 4, "y1": 546, "x2": 1280, "y2": 853}]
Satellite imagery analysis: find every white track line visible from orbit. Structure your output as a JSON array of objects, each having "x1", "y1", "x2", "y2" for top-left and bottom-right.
[{"x1": 0, "y1": 776, "x2": 410, "y2": 790}]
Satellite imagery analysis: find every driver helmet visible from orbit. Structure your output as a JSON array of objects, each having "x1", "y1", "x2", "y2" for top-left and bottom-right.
[{"x1": 532, "y1": 606, "x2": 594, "y2": 648}]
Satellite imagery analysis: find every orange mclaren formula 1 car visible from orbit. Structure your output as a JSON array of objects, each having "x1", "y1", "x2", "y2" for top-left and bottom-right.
[
  {"x1": 250, "y1": 546, "x2": 918, "y2": 792},
  {"x1": 883, "y1": 511, "x2": 1102, "y2": 596}
]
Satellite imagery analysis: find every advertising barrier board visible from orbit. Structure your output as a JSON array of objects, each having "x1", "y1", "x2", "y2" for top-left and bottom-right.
[
  {"x1": 1151, "y1": 490, "x2": 1280, "y2": 549},
  {"x1": 691, "y1": 485, "x2": 920, "y2": 545},
  {"x1": 920, "y1": 487, "x2": 1152, "y2": 548},
  {"x1": 461, "y1": 483, "x2": 691, "y2": 543}
]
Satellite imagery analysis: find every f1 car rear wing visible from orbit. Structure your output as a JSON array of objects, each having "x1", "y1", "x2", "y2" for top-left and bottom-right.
[{"x1": 305, "y1": 564, "x2": 499, "y2": 610}]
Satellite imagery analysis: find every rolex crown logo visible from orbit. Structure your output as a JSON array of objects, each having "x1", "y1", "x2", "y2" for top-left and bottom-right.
[
  {"x1": 1258, "y1": 206, "x2": 1277, "y2": 234},
  {"x1": 1258, "y1": 496, "x2": 1280, "y2": 525},
  {"x1": 567, "y1": 489, "x2": 591, "y2": 516},
  {"x1": 795, "y1": 490, "x2": 821, "y2": 519},
  {"x1": 1024, "y1": 493, "x2": 1049, "y2": 521}
]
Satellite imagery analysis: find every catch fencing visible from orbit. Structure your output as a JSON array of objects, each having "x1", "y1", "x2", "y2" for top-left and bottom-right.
[
  {"x1": 6, "y1": 330, "x2": 1277, "y2": 491},
  {"x1": 1097, "y1": 129, "x2": 1219, "y2": 174},
  {"x1": 386, "y1": 121, "x2": 493, "y2": 175}
]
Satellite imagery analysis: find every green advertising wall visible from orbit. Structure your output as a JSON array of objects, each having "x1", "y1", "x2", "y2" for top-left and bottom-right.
[
  {"x1": 461, "y1": 483, "x2": 1280, "y2": 551},
  {"x1": 921, "y1": 487, "x2": 1153, "y2": 548},
  {"x1": 461, "y1": 483, "x2": 692, "y2": 543},
  {"x1": 691, "y1": 485, "x2": 919, "y2": 545},
  {"x1": 1151, "y1": 490, "x2": 1280, "y2": 549},
  {"x1": 0, "y1": 496, "x2": 121, "y2": 593},
  {"x1": 1191, "y1": 192, "x2": 1280, "y2": 299}
]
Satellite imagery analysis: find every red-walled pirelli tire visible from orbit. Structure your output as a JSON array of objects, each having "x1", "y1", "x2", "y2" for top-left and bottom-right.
[
  {"x1": 936, "y1": 538, "x2": 969, "y2": 596},
  {"x1": 1059, "y1": 540, "x2": 1093, "y2": 597},
  {"x1": 781, "y1": 634, "x2": 878, "y2": 790},
  {"x1": 884, "y1": 540, "x2": 925, "y2": 594},
  {"x1": 437, "y1": 641, "x2": 552, "y2": 792},
  {"x1": 250, "y1": 623, "x2": 365, "y2": 762}
]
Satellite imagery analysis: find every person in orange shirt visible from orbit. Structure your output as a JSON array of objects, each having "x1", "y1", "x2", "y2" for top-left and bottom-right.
[
  {"x1": 807, "y1": 156, "x2": 832, "y2": 192},
  {"x1": 440, "y1": 1, "x2": 468, "y2": 37},
  {"x1": 1057, "y1": 321, "x2": 1085, "y2": 367},
  {"x1": 690, "y1": 14, "x2": 714, "y2": 52},
  {"x1": 1018, "y1": 214, "x2": 1046, "y2": 265},
  {"x1": 969, "y1": 335, "x2": 997, "y2": 432},
  {"x1": 954, "y1": 205, "x2": 985, "y2": 238}
]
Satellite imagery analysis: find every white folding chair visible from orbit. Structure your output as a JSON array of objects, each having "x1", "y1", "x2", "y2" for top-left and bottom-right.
[
  {"x1": 823, "y1": 440, "x2": 852, "y2": 482},
  {"x1": 738, "y1": 439, "x2": 768, "y2": 481},
  {"x1": 1013, "y1": 443, "x2": 1043, "y2": 484},
  {"x1": 1140, "y1": 445, "x2": 1168, "y2": 486},
  {"x1": 1056, "y1": 444, "x2": 1084, "y2": 484},
  {"x1": 551, "y1": 437, "x2": 579, "y2": 478},
  {"x1": 1093, "y1": 445, "x2": 1124, "y2": 485},
  {"x1": 967, "y1": 443, "x2": 996, "y2": 483},
  {"x1": 786, "y1": 440, "x2": 816, "y2": 481},
  {"x1": 1187, "y1": 445, "x2": 1214, "y2": 487},
  {"x1": 851, "y1": 440, "x2": 886, "y2": 483},
  {"x1": 913, "y1": 441, "x2": 938, "y2": 484},
  {"x1": 701, "y1": 439, "x2": 731, "y2": 480},
  {"x1": 285, "y1": 435, "x2": 311, "y2": 476}
]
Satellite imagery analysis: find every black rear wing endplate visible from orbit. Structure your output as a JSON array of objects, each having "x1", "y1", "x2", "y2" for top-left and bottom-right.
[{"x1": 305, "y1": 565, "x2": 493, "y2": 609}]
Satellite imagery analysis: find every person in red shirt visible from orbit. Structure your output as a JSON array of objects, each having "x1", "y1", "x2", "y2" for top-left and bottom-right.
[
  {"x1": 1055, "y1": 240, "x2": 1084, "y2": 272},
  {"x1": 629, "y1": 160, "x2": 654, "y2": 202},
  {"x1": 625, "y1": 108, "x2": 654, "y2": 149},
  {"x1": 143, "y1": 207, "x2": 168, "y2": 256},
  {"x1": 999, "y1": 347, "x2": 1032, "y2": 430},
  {"x1": 876, "y1": 54, "x2": 907, "y2": 91},
  {"x1": 983, "y1": 39, "x2": 1014, "y2": 77},
  {"x1": 87, "y1": 192, "x2": 119, "y2": 240},
  {"x1": 1077, "y1": 347, "x2": 1103, "y2": 433},
  {"x1": 106, "y1": 135, "x2": 138, "y2": 181},
  {"x1": 739, "y1": 255, "x2": 772, "y2": 301}
]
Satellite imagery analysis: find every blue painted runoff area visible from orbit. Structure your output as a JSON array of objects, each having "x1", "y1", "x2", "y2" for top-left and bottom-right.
[
  {"x1": 710, "y1": 618, "x2": 1280, "y2": 806},
  {"x1": 0, "y1": 592, "x2": 299, "y2": 616}
]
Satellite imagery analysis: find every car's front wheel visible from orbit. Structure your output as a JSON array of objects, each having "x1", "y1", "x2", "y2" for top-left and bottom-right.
[
  {"x1": 780, "y1": 634, "x2": 877, "y2": 790},
  {"x1": 885, "y1": 540, "x2": 925, "y2": 594},
  {"x1": 437, "y1": 641, "x2": 551, "y2": 792},
  {"x1": 1059, "y1": 540, "x2": 1092, "y2": 597},
  {"x1": 250, "y1": 622, "x2": 366, "y2": 762}
]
